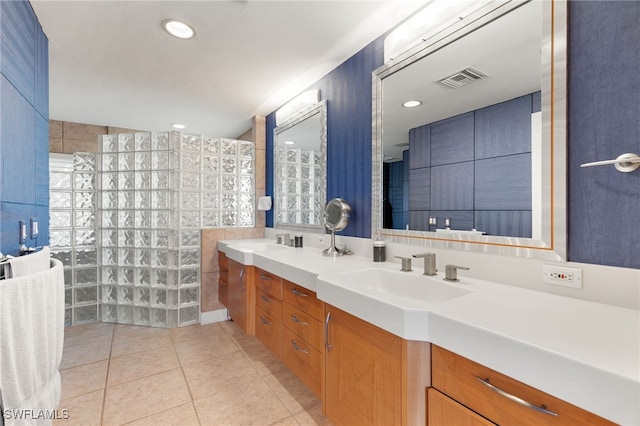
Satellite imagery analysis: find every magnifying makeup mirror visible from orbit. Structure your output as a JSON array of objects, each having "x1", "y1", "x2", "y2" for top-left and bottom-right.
[{"x1": 322, "y1": 198, "x2": 352, "y2": 256}]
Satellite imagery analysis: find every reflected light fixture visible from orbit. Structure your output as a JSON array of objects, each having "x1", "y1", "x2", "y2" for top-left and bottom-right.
[
  {"x1": 403, "y1": 100, "x2": 422, "y2": 108},
  {"x1": 171, "y1": 123, "x2": 186, "y2": 129},
  {"x1": 162, "y1": 19, "x2": 196, "y2": 40},
  {"x1": 284, "y1": 140, "x2": 296, "y2": 145}
]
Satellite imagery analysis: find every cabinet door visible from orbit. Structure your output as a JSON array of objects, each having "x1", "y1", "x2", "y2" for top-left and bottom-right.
[
  {"x1": 324, "y1": 305, "x2": 402, "y2": 426},
  {"x1": 428, "y1": 388, "x2": 495, "y2": 426},
  {"x1": 228, "y1": 259, "x2": 254, "y2": 334}
]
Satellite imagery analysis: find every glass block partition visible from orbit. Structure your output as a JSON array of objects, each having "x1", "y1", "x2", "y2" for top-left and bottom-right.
[
  {"x1": 97, "y1": 132, "x2": 255, "y2": 328},
  {"x1": 276, "y1": 147, "x2": 322, "y2": 225},
  {"x1": 49, "y1": 153, "x2": 99, "y2": 326}
]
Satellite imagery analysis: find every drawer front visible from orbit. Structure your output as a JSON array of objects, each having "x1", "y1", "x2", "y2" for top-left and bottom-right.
[
  {"x1": 256, "y1": 290, "x2": 283, "y2": 322},
  {"x1": 255, "y1": 307, "x2": 282, "y2": 359},
  {"x1": 255, "y1": 268, "x2": 283, "y2": 299},
  {"x1": 282, "y1": 303, "x2": 322, "y2": 351},
  {"x1": 428, "y1": 387, "x2": 495, "y2": 426},
  {"x1": 432, "y1": 345, "x2": 615, "y2": 426},
  {"x1": 283, "y1": 280, "x2": 323, "y2": 321},
  {"x1": 282, "y1": 327, "x2": 322, "y2": 398}
]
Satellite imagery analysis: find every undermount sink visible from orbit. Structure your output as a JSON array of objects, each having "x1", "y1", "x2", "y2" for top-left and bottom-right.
[{"x1": 335, "y1": 268, "x2": 470, "y2": 303}]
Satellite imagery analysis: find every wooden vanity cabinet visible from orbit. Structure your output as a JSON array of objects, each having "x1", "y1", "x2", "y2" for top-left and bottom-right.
[
  {"x1": 227, "y1": 258, "x2": 255, "y2": 335},
  {"x1": 254, "y1": 268, "x2": 283, "y2": 359},
  {"x1": 324, "y1": 304, "x2": 430, "y2": 426},
  {"x1": 429, "y1": 345, "x2": 615, "y2": 426},
  {"x1": 218, "y1": 252, "x2": 229, "y2": 307},
  {"x1": 427, "y1": 388, "x2": 495, "y2": 426}
]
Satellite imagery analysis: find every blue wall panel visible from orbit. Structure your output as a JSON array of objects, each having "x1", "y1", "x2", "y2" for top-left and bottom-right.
[
  {"x1": 475, "y1": 153, "x2": 531, "y2": 210},
  {"x1": 430, "y1": 112, "x2": 474, "y2": 166},
  {"x1": 568, "y1": 1, "x2": 640, "y2": 269},
  {"x1": 0, "y1": 0, "x2": 36, "y2": 104},
  {"x1": 475, "y1": 94, "x2": 532, "y2": 159},
  {"x1": 408, "y1": 124, "x2": 430, "y2": 169}
]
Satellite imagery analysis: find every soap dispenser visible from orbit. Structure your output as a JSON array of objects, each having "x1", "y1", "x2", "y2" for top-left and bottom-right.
[{"x1": 373, "y1": 232, "x2": 386, "y2": 262}]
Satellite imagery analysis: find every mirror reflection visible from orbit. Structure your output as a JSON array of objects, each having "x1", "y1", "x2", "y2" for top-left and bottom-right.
[
  {"x1": 372, "y1": 0, "x2": 567, "y2": 260},
  {"x1": 382, "y1": 1, "x2": 541, "y2": 238},
  {"x1": 274, "y1": 101, "x2": 327, "y2": 231}
]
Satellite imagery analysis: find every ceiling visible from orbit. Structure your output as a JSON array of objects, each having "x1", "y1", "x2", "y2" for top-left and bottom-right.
[{"x1": 31, "y1": 0, "x2": 426, "y2": 138}]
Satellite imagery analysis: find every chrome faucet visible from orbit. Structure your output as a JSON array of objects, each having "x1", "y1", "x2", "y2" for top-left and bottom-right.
[
  {"x1": 395, "y1": 256, "x2": 412, "y2": 272},
  {"x1": 444, "y1": 265, "x2": 470, "y2": 282},
  {"x1": 412, "y1": 253, "x2": 437, "y2": 276}
]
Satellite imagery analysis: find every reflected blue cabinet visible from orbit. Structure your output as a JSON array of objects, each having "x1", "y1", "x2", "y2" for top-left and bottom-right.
[{"x1": 0, "y1": 0, "x2": 49, "y2": 255}]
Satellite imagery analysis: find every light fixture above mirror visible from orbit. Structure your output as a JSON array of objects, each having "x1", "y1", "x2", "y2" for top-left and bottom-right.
[{"x1": 372, "y1": 0, "x2": 567, "y2": 261}]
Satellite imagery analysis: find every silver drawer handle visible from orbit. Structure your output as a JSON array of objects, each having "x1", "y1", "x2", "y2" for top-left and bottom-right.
[
  {"x1": 291, "y1": 288, "x2": 308, "y2": 297},
  {"x1": 291, "y1": 340, "x2": 309, "y2": 354},
  {"x1": 260, "y1": 316, "x2": 272, "y2": 326},
  {"x1": 260, "y1": 274, "x2": 271, "y2": 281},
  {"x1": 260, "y1": 294, "x2": 271, "y2": 303},
  {"x1": 291, "y1": 314, "x2": 309, "y2": 326},
  {"x1": 475, "y1": 377, "x2": 558, "y2": 417},
  {"x1": 324, "y1": 312, "x2": 332, "y2": 351}
]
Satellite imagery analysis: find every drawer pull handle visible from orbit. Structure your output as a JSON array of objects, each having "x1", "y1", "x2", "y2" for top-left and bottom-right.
[
  {"x1": 475, "y1": 377, "x2": 558, "y2": 417},
  {"x1": 291, "y1": 288, "x2": 308, "y2": 297},
  {"x1": 260, "y1": 294, "x2": 271, "y2": 303},
  {"x1": 260, "y1": 316, "x2": 272, "y2": 325},
  {"x1": 324, "y1": 312, "x2": 333, "y2": 351},
  {"x1": 291, "y1": 340, "x2": 309, "y2": 354},
  {"x1": 260, "y1": 274, "x2": 271, "y2": 281},
  {"x1": 291, "y1": 314, "x2": 309, "y2": 326}
]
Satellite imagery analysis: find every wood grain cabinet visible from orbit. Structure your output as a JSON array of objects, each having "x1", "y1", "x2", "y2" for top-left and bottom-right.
[
  {"x1": 281, "y1": 280, "x2": 324, "y2": 398},
  {"x1": 429, "y1": 345, "x2": 615, "y2": 426},
  {"x1": 254, "y1": 268, "x2": 283, "y2": 359},
  {"x1": 227, "y1": 258, "x2": 254, "y2": 335},
  {"x1": 324, "y1": 304, "x2": 430, "y2": 426},
  {"x1": 218, "y1": 252, "x2": 229, "y2": 308}
]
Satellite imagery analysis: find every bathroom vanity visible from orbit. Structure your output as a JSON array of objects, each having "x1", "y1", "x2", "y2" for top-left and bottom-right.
[{"x1": 218, "y1": 239, "x2": 637, "y2": 425}]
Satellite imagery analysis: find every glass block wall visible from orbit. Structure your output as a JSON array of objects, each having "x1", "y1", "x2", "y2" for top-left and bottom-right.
[
  {"x1": 49, "y1": 153, "x2": 99, "y2": 326},
  {"x1": 97, "y1": 132, "x2": 255, "y2": 328},
  {"x1": 276, "y1": 147, "x2": 322, "y2": 225}
]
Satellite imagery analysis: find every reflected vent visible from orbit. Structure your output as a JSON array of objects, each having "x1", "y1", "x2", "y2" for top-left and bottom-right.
[{"x1": 438, "y1": 67, "x2": 487, "y2": 89}]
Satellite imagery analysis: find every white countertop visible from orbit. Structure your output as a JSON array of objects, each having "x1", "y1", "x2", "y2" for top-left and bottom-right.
[{"x1": 218, "y1": 239, "x2": 640, "y2": 425}]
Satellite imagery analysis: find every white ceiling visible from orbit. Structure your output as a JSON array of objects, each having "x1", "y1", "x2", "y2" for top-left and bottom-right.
[{"x1": 31, "y1": 0, "x2": 426, "y2": 138}]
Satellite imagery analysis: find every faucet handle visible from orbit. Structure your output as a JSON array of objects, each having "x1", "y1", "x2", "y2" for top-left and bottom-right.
[
  {"x1": 444, "y1": 264, "x2": 470, "y2": 282},
  {"x1": 412, "y1": 253, "x2": 437, "y2": 276},
  {"x1": 395, "y1": 256, "x2": 413, "y2": 272}
]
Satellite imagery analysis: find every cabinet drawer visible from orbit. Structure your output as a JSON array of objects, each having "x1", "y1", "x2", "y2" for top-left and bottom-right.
[
  {"x1": 282, "y1": 303, "x2": 322, "y2": 351},
  {"x1": 256, "y1": 290, "x2": 283, "y2": 322},
  {"x1": 283, "y1": 280, "x2": 323, "y2": 321},
  {"x1": 428, "y1": 387, "x2": 495, "y2": 426},
  {"x1": 432, "y1": 345, "x2": 615, "y2": 426},
  {"x1": 255, "y1": 268, "x2": 283, "y2": 299},
  {"x1": 219, "y1": 282, "x2": 228, "y2": 307},
  {"x1": 255, "y1": 307, "x2": 282, "y2": 359},
  {"x1": 282, "y1": 327, "x2": 322, "y2": 398}
]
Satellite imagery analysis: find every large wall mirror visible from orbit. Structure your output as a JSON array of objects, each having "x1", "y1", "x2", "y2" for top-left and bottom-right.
[
  {"x1": 274, "y1": 101, "x2": 327, "y2": 233},
  {"x1": 372, "y1": 0, "x2": 567, "y2": 260}
]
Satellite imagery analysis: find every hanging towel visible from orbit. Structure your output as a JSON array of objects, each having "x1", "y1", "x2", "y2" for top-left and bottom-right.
[
  {"x1": 0, "y1": 259, "x2": 65, "y2": 425},
  {"x1": 5, "y1": 247, "x2": 50, "y2": 279}
]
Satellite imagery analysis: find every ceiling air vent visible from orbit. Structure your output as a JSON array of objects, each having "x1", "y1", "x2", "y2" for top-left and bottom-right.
[{"x1": 438, "y1": 67, "x2": 487, "y2": 89}]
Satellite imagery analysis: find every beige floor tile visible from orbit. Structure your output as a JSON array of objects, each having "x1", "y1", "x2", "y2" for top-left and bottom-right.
[
  {"x1": 272, "y1": 416, "x2": 300, "y2": 426},
  {"x1": 194, "y1": 377, "x2": 291, "y2": 426},
  {"x1": 262, "y1": 368, "x2": 321, "y2": 414},
  {"x1": 60, "y1": 339, "x2": 112, "y2": 370},
  {"x1": 64, "y1": 323, "x2": 114, "y2": 348},
  {"x1": 103, "y1": 368, "x2": 191, "y2": 426},
  {"x1": 174, "y1": 332, "x2": 239, "y2": 367},
  {"x1": 123, "y1": 402, "x2": 199, "y2": 426},
  {"x1": 294, "y1": 403, "x2": 332, "y2": 426},
  {"x1": 183, "y1": 350, "x2": 261, "y2": 400},
  {"x1": 112, "y1": 324, "x2": 171, "y2": 342},
  {"x1": 55, "y1": 389, "x2": 104, "y2": 426},
  {"x1": 109, "y1": 333, "x2": 173, "y2": 358},
  {"x1": 60, "y1": 360, "x2": 108, "y2": 400},
  {"x1": 169, "y1": 322, "x2": 227, "y2": 344},
  {"x1": 107, "y1": 346, "x2": 180, "y2": 387}
]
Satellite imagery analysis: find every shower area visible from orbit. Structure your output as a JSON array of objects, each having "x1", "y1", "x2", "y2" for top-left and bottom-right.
[{"x1": 49, "y1": 131, "x2": 255, "y2": 327}]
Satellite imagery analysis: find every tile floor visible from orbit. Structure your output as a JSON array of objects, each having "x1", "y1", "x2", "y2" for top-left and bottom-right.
[{"x1": 55, "y1": 321, "x2": 331, "y2": 426}]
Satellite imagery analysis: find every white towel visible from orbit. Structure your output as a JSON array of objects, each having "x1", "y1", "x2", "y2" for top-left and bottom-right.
[
  {"x1": 0, "y1": 259, "x2": 65, "y2": 426},
  {"x1": 6, "y1": 247, "x2": 50, "y2": 279}
]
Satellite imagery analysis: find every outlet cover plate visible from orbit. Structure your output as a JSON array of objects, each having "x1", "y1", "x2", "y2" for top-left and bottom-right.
[{"x1": 543, "y1": 265, "x2": 583, "y2": 289}]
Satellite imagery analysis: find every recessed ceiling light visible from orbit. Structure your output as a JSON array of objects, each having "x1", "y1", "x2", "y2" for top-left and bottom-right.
[
  {"x1": 162, "y1": 19, "x2": 196, "y2": 40},
  {"x1": 403, "y1": 100, "x2": 422, "y2": 108},
  {"x1": 171, "y1": 123, "x2": 186, "y2": 129},
  {"x1": 284, "y1": 140, "x2": 296, "y2": 145}
]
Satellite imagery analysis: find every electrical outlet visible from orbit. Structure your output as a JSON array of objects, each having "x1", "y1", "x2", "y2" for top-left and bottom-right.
[{"x1": 543, "y1": 265, "x2": 582, "y2": 289}]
